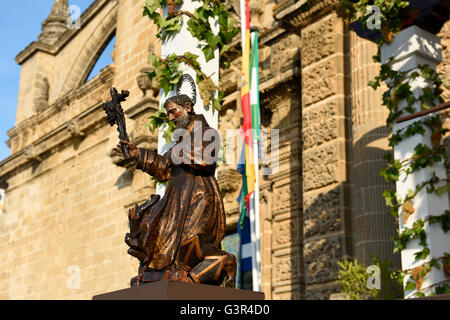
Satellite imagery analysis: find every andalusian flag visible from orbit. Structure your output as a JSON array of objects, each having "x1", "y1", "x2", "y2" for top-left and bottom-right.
[
  {"x1": 237, "y1": 0, "x2": 261, "y2": 291},
  {"x1": 237, "y1": 144, "x2": 252, "y2": 278},
  {"x1": 239, "y1": 0, "x2": 255, "y2": 211}
]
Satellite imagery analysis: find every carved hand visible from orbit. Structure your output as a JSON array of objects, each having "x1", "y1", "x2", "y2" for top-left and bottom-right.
[{"x1": 113, "y1": 140, "x2": 139, "y2": 160}]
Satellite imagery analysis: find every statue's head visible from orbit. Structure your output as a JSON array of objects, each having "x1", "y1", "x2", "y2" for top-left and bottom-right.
[{"x1": 164, "y1": 94, "x2": 195, "y2": 129}]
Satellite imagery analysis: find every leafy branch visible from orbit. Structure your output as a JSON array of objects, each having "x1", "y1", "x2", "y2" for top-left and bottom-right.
[
  {"x1": 146, "y1": 109, "x2": 176, "y2": 146},
  {"x1": 143, "y1": 0, "x2": 238, "y2": 135},
  {"x1": 337, "y1": 0, "x2": 410, "y2": 43}
]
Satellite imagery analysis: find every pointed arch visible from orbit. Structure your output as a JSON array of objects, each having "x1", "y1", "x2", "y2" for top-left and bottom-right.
[
  {"x1": 60, "y1": 4, "x2": 117, "y2": 94},
  {"x1": 85, "y1": 33, "x2": 116, "y2": 83}
]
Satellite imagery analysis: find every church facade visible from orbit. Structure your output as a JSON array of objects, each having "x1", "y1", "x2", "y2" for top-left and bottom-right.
[{"x1": 0, "y1": 0, "x2": 449, "y2": 299}]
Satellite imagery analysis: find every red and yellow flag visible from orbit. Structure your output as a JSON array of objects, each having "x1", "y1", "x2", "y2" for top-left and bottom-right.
[{"x1": 240, "y1": 0, "x2": 255, "y2": 208}]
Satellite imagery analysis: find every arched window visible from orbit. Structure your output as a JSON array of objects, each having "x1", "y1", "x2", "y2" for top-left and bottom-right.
[{"x1": 85, "y1": 34, "x2": 116, "y2": 83}]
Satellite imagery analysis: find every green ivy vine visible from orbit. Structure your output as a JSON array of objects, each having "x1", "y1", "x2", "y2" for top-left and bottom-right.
[
  {"x1": 338, "y1": 0, "x2": 450, "y2": 298},
  {"x1": 142, "y1": 0, "x2": 238, "y2": 160},
  {"x1": 337, "y1": 0, "x2": 410, "y2": 43}
]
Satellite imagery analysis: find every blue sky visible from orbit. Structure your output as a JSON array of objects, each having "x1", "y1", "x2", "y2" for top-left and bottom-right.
[{"x1": 0, "y1": 0, "x2": 116, "y2": 162}]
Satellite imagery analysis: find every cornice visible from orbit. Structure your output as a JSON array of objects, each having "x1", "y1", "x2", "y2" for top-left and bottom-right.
[
  {"x1": 258, "y1": 22, "x2": 289, "y2": 46},
  {"x1": 0, "y1": 101, "x2": 106, "y2": 180},
  {"x1": 273, "y1": 0, "x2": 308, "y2": 20},
  {"x1": 1, "y1": 66, "x2": 115, "y2": 179},
  {"x1": 274, "y1": 0, "x2": 339, "y2": 31},
  {"x1": 7, "y1": 65, "x2": 114, "y2": 141},
  {"x1": 222, "y1": 58, "x2": 300, "y2": 107},
  {"x1": 125, "y1": 96, "x2": 159, "y2": 120}
]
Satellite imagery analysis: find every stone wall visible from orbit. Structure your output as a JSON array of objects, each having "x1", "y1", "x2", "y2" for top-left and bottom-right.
[
  {"x1": 300, "y1": 12, "x2": 352, "y2": 299},
  {"x1": 0, "y1": 0, "x2": 159, "y2": 299}
]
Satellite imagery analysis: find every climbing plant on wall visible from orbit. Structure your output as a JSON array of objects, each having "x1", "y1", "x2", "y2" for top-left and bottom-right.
[
  {"x1": 143, "y1": 0, "x2": 238, "y2": 142},
  {"x1": 337, "y1": 0, "x2": 450, "y2": 298}
]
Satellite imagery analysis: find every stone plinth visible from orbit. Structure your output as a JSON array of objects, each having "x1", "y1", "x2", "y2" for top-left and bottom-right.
[{"x1": 92, "y1": 281, "x2": 265, "y2": 300}]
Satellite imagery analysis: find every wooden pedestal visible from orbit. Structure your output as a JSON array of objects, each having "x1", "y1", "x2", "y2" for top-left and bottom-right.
[{"x1": 92, "y1": 280, "x2": 265, "y2": 300}]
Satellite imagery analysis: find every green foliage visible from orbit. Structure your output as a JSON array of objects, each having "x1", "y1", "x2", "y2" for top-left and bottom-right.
[
  {"x1": 429, "y1": 210, "x2": 450, "y2": 233},
  {"x1": 382, "y1": 189, "x2": 400, "y2": 217},
  {"x1": 393, "y1": 220, "x2": 428, "y2": 257},
  {"x1": 144, "y1": 0, "x2": 183, "y2": 40},
  {"x1": 143, "y1": 0, "x2": 236, "y2": 117},
  {"x1": 434, "y1": 283, "x2": 450, "y2": 295},
  {"x1": 373, "y1": 257, "x2": 405, "y2": 300},
  {"x1": 337, "y1": 259, "x2": 377, "y2": 300},
  {"x1": 147, "y1": 53, "x2": 183, "y2": 94},
  {"x1": 404, "y1": 280, "x2": 416, "y2": 292},
  {"x1": 337, "y1": 258, "x2": 404, "y2": 300},
  {"x1": 380, "y1": 160, "x2": 401, "y2": 182},
  {"x1": 187, "y1": 0, "x2": 239, "y2": 68},
  {"x1": 337, "y1": 0, "x2": 410, "y2": 43},
  {"x1": 147, "y1": 109, "x2": 176, "y2": 145}
]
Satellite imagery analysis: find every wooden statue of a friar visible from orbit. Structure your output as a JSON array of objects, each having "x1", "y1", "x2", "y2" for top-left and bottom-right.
[{"x1": 104, "y1": 87, "x2": 236, "y2": 288}]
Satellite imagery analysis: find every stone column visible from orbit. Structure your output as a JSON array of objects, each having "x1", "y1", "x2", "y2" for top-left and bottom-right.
[
  {"x1": 350, "y1": 32, "x2": 401, "y2": 268},
  {"x1": 381, "y1": 25, "x2": 450, "y2": 298}
]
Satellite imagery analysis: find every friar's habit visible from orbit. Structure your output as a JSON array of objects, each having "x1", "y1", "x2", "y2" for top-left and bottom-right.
[{"x1": 125, "y1": 95, "x2": 236, "y2": 287}]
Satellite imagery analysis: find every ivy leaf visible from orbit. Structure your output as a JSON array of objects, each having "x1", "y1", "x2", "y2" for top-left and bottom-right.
[
  {"x1": 384, "y1": 152, "x2": 393, "y2": 162},
  {"x1": 184, "y1": 51, "x2": 201, "y2": 70},
  {"x1": 212, "y1": 98, "x2": 222, "y2": 112},
  {"x1": 144, "y1": 0, "x2": 161, "y2": 15},
  {"x1": 405, "y1": 281, "x2": 416, "y2": 291},
  {"x1": 435, "y1": 284, "x2": 450, "y2": 295},
  {"x1": 414, "y1": 247, "x2": 430, "y2": 260},
  {"x1": 368, "y1": 80, "x2": 380, "y2": 90},
  {"x1": 146, "y1": 69, "x2": 157, "y2": 81},
  {"x1": 218, "y1": 10, "x2": 227, "y2": 28},
  {"x1": 441, "y1": 210, "x2": 450, "y2": 232},
  {"x1": 220, "y1": 44, "x2": 229, "y2": 55},
  {"x1": 222, "y1": 29, "x2": 238, "y2": 43},
  {"x1": 435, "y1": 185, "x2": 449, "y2": 196},
  {"x1": 415, "y1": 292, "x2": 425, "y2": 298},
  {"x1": 203, "y1": 45, "x2": 216, "y2": 62},
  {"x1": 197, "y1": 6, "x2": 209, "y2": 22}
]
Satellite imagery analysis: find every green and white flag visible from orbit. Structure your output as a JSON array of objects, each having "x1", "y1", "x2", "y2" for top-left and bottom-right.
[{"x1": 250, "y1": 30, "x2": 261, "y2": 145}]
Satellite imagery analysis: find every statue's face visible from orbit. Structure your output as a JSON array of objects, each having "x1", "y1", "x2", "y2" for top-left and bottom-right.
[{"x1": 165, "y1": 101, "x2": 191, "y2": 129}]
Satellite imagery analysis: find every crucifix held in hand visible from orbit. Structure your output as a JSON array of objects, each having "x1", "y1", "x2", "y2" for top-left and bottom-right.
[{"x1": 103, "y1": 87, "x2": 131, "y2": 159}]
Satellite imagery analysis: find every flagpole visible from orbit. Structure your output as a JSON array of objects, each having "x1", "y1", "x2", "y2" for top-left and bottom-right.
[{"x1": 252, "y1": 145, "x2": 261, "y2": 291}]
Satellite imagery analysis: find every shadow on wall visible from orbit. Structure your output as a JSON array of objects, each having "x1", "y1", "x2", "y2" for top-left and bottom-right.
[
  {"x1": 352, "y1": 124, "x2": 401, "y2": 269},
  {"x1": 259, "y1": 78, "x2": 304, "y2": 300},
  {"x1": 302, "y1": 122, "x2": 402, "y2": 299},
  {"x1": 115, "y1": 168, "x2": 134, "y2": 189},
  {"x1": 302, "y1": 182, "x2": 350, "y2": 300}
]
